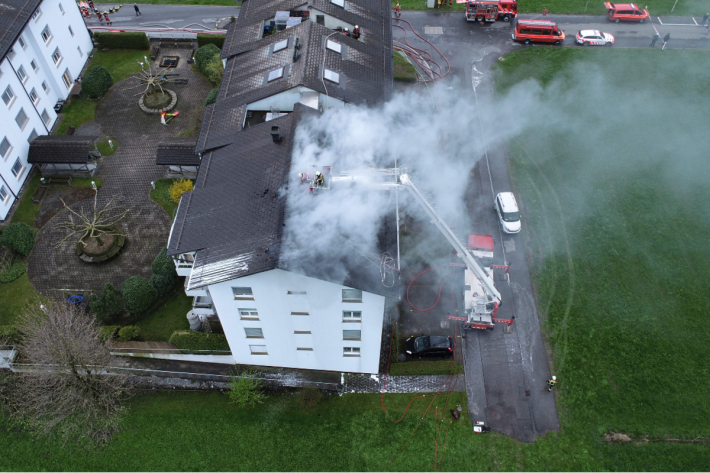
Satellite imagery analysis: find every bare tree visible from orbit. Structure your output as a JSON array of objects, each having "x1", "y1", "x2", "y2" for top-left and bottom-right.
[
  {"x1": 54, "y1": 188, "x2": 129, "y2": 248},
  {"x1": 125, "y1": 65, "x2": 184, "y2": 97},
  {"x1": 6, "y1": 302, "x2": 131, "y2": 444}
]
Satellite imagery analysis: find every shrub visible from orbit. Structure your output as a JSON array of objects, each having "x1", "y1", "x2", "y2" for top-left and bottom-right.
[
  {"x1": 82, "y1": 66, "x2": 113, "y2": 99},
  {"x1": 0, "y1": 325, "x2": 21, "y2": 344},
  {"x1": 227, "y1": 368, "x2": 266, "y2": 407},
  {"x1": 93, "y1": 32, "x2": 149, "y2": 50},
  {"x1": 204, "y1": 87, "x2": 219, "y2": 106},
  {"x1": 89, "y1": 283, "x2": 125, "y2": 324},
  {"x1": 0, "y1": 260, "x2": 26, "y2": 283},
  {"x1": 121, "y1": 276, "x2": 157, "y2": 315},
  {"x1": 0, "y1": 223, "x2": 35, "y2": 256},
  {"x1": 97, "y1": 325, "x2": 120, "y2": 341},
  {"x1": 117, "y1": 325, "x2": 140, "y2": 342},
  {"x1": 168, "y1": 330, "x2": 230, "y2": 352},
  {"x1": 296, "y1": 387, "x2": 323, "y2": 409},
  {"x1": 194, "y1": 44, "x2": 220, "y2": 73},
  {"x1": 150, "y1": 274, "x2": 175, "y2": 297},
  {"x1": 151, "y1": 247, "x2": 178, "y2": 296},
  {"x1": 168, "y1": 179, "x2": 194, "y2": 204},
  {"x1": 197, "y1": 34, "x2": 226, "y2": 49},
  {"x1": 203, "y1": 59, "x2": 224, "y2": 87}
]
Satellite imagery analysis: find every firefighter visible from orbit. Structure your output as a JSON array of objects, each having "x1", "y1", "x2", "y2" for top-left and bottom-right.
[
  {"x1": 299, "y1": 172, "x2": 307, "y2": 183},
  {"x1": 352, "y1": 25, "x2": 361, "y2": 40},
  {"x1": 343, "y1": 27, "x2": 350, "y2": 37},
  {"x1": 395, "y1": 0, "x2": 401, "y2": 17},
  {"x1": 104, "y1": 13, "x2": 111, "y2": 25},
  {"x1": 315, "y1": 171, "x2": 325, "y2": 187},
  {"x1": 547, "y1": 375, "x2": 557, "y2": 392}
]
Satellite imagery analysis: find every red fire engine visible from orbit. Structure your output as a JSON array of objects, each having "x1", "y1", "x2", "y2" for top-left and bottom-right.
[{"x1": 465, "y1": 0, "x2": 517, "y2": 22}]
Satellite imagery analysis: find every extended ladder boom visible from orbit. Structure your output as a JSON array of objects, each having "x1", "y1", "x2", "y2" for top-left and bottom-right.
[{"x1": 399, "y1": 173, "x2": 501, "y2": 305}]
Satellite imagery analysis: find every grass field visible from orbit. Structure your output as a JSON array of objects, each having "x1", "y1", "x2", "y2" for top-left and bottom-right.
[
  {"x1": 150, "y1": 179, "x2": 180, "y2": 217},
  {"x1": 393, "y1": 52, "x2": 419, "y2": 82},
  {"x1": 135, "y1": 289, "x2": 191, "y2": 340}
]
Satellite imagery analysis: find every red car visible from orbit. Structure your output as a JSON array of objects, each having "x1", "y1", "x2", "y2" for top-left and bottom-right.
[{"x1": 604, "y1": 2, "x2": 649, "y2": 22}]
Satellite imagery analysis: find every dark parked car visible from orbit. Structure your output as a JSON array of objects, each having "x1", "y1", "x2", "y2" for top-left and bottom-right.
[{"x1": 405, "y1": 335, "x2": 454, "y2": 358}]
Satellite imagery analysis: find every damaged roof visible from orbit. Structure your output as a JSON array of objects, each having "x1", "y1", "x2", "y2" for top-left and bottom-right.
[
  {"x1": 156, "y1": 138, "x2": 201, "y2": 166},
  {"x1": 27, "y1": 135, "x2": 98, "y2": 164}
]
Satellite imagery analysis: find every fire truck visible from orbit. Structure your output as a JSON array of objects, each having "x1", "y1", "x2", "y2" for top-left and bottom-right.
[{"x1": 465, "y1": 0, "x2": 517, "y2": 22}]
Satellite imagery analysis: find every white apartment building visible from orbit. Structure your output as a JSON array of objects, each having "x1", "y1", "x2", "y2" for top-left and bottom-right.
[{"x1": 0, "y1": 0, "x2": 92, "y2": 220}]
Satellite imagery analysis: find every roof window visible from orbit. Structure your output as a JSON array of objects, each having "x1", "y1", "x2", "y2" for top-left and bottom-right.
[
  {"x1": 326, "y1": 40, "x2": 342, "y2": 53},
  {"x1": 331, "y1": 0, "x2": 345, "y2": 7},
  {"x1": 323, "y1": 69, "x2": 340, "y2": 84},
  {"x1": 273, "y1": 39, "x2": 289, "y2": 52},
  {"x1": 268, "y1": 67, "x2": 284, "y2": 82}
]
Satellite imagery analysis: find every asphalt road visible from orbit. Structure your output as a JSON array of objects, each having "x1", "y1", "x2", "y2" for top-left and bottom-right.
[
  {"x1": 90, "y1": 3, "x2": 240, "y2": 30},
  {"x1": 393, "y1": 11, "x2": 708, "y2": 442}
]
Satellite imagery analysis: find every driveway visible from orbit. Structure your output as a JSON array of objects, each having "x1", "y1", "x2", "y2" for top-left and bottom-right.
[{"x1": 90, "y1": 3, "x2": 240, "y2": 30}]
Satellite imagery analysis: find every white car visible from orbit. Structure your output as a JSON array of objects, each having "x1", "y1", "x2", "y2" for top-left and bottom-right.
[
  {"x1": 494, "y1": 192, "x2": 521, "y2": 234},
  {"x1": 576, "y1": 30, "x2": 615, "y2": 46}
]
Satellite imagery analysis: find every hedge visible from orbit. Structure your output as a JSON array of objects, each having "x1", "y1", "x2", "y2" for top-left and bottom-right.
[
  {"x1": 0, "y1": 325, "x2": 21, "y2": 344},
  {"x1": 121, "y1": 275, "x2": 157, "y2": 314},
  {"x1": 0, "y1": 223, "x2": 35, "y2": 256},
  {"x1": 117, "y1": 325, "x2": 140, "y2": 342},
  {"x1": 169, "y1": 330, "x2": 230, "y2": 352},
  {"x1": 0, "y1": 261, "x2": 26, "y2": 283},
  {"x1": 97, "y1": 325, "x2": 120, "y2": 341},
  {"x1": 82, "y1": 65, "x2": 113, "y2": 99},
  {"x1": 204, "y1": 87, "x2": 219, "y2": 106},
  {"x1": 197, "y1": 34, "x2": 226, "y2": 49},
  {"x1": 94, "y1": 32, "x2": 149, "y2": 50},
  {"x1": 151, "y1": 247, "x2": 178, "y2": 296},
  {"x1": 194, "y1": 44, "x2": 220, "y2": 73}
]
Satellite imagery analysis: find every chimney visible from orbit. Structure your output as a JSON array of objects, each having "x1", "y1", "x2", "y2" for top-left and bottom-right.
[{"x1": 271, "y1": 126, "x2": 282, "y2": 143}]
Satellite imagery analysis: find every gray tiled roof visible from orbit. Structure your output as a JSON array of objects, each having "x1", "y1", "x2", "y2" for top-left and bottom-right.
[
  {"x1": 0, "y1": 0, "x2": 42, "y2": 61},
  {"x1": 156, "y1": 138, "x2": 201, "y2": 166},
  {"x1": 27, "y1": 135, "x2": 97, "y2": 164}
]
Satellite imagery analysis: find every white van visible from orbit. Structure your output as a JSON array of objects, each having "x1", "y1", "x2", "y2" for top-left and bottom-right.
[{"x1": 494, "y1": 192, "x2": 521, "y2": 234}]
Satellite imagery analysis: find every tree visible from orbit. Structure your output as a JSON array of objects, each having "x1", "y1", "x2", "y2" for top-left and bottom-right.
[
  {"x1": 55, "y1": 188, "x2": 129, "y2": 249},
  {"x1": 194, "y1": 43, "x2": 220, "y2": 73},
  {"x1": 204, "y1": 87, "x2": 219, "y2": 106},
  {"x1": 227, "y1": 368, "x2": 266, "y2": 407},
  {"x1": 121, "y1": 276, "x2": 157, "y2": 314},
  {"x1": 0, "y1": 222, "x2": 35, "y2": 256},
  {"x1": 168, "y1": 179, "x2": 193, "y2": 203},
  {"x1": 82, "y1": 66, "x2": 113, "y2": 99},
  {"x1": 89, "y1": 283, "x2": 125, "y2": 324},
  {"x1": 4, "y1": 302, "x2": 131, "y2": 444},
  {"x1": 151, "y1": 247, "x2": 178, "y2": 296}
]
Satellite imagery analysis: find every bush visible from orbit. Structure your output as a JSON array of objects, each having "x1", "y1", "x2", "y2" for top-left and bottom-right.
[
  {"x1": 194, "y1": 44, "x2": 220, "y2": 73},
  {"x1": 82, "y1": 66, "x2": 113, "y2": 99},
  {"x1": 204, "y1": 87, "x2": 219, "y2": 106},
  {"x1": 97, "y1": 325, "x2": 120, "y2": 341},
  {"x1": 203, "y1": 59, "x2": 224, "y2": 87},
  {"x1": 151, "y1": 247, "x2": 178, "y2": 296},
  {"x1": 89, "y1": 283, "x2": 125, "y2": 324},
  {"x1": 168, "y1": 179, "x2": 194, "y2": 204},
  {"x1": 93, "y1": 32, "x2": 149, "y2": 50},
  {"x1": 0, "y1": 260, "x2": 26, "y2": 283},
  {"x1": 197, "y1": 34, "x2": 226, "y2": 49},
  {"x1": 227, "y1": 368, "x2": 266, "y2": 407},
  {"x1": 150, "y1": 274, "x2": 175, "y2": 297},
  {"x1": 0, "y1": 223, "x2": 35, "y2": 256},
  {"x1": 168, "y1": 330, "x2": 230, "y2": 352},
  {"x1": 296, "y1": 387, "x2": 323, "y2": 409},
  {"x1": 121, "y1": 276, "x2": 157, "y2": 315},
  {"x1": 117, "y1": 325, "x2": 140, "y2": 342},
  {"x1": 0, "y1": 325, "x2": 21, "y2": 344}
]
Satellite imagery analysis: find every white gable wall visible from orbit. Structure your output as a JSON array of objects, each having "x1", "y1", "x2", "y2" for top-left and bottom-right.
[{"x1": 208, "y1": 268, "x2": 385, "y2": 373}]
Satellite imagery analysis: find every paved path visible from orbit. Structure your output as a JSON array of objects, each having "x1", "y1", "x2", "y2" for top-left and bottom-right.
[
  {"x1": 90, "y1": 3, "x2": 240, "y2": 30},
  {"x1": 28, "y1": 48, "x2": 212, "y2": 296}
]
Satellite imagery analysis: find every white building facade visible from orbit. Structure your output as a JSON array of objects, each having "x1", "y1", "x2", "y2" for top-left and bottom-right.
[{"x1": 0, "y1": 0, "x2": 92, "y2": 220}]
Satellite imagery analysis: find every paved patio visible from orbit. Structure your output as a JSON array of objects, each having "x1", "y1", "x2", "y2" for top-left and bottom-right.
[{"x1": 28, "y1": 49, "x2": 211, "y2": 296}]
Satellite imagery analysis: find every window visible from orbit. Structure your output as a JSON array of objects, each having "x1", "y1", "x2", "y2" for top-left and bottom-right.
[
  {"x1": 41, "y1": 26, "x2": 52, "y2": 44},
  {"x1": 27, "y1": 129, "x2": 38, "y2": 143},
  {"x1": 29, "y1": 88, "x2": 39, "y2": 104},
  {"x1": 343, "y1": 311, "x2": 362, "y2": 322},
  {"x1": 15, "y1": 108, "x2": 28, "y2": 130},
  {"x1": 244, "y1": 327, "x2": 264, "y2": 338},
  {"x1": 294, "y1": 330, "x2": 311, "y2": 334},
  {"x1": 69, "y1": 25, "x2": 74, "y2": 37},
  {"x1": 297, "y1": 347, "x2": 313, "y2": 351},
  {"x1": 233, "y1": 287, "x2": 254, "y2": 300},
  {"x1": 342, "y1": 289, "x2": 362, "y2": 302},
  {"x1": 30, "y1": 60, "x2": 38, "y2": 72},
  {"x1": 62, "y1": 69, "x2": 72, "y2": 89},
  {"x1": 59, "y1": 3, "x2": 64, "y2": 14},
  {"x1": 0, "y1": 137, "x2": 11, "y2": 159},
  {"x1": 11, "y1": 158, "x2": 24, "y2": 178},
  {"x1": 41, "y1": 109, "x2": 50, "y2": 125},
  {"x1": 53, "y1": 49, "x2": 62, "y2": 67},
  {"x1": 41, "y1": 81, "x2": 49, "y2": 93},
  {"x1": 239, "y1": 308, "x2": 259, "y2": 319},
  {"x1": 77, "y1": 46, "x2": 83, "y2": 57},
  {"x1": 32, "y1": 7, "x2": 42, "y2": 20},
  {"x1": 331, "y1": 0, "x2": 345, "y2": 7},
  {"x1": 531, "y1": 29, "x2": 543, "y2": 34},
  {"x1": 2, "y1": 86, "x2": 14, "y2": 106},
  {"x1": 343, "y1": 347, "x2": 360, "y2": 357},
  {"x1": 324, "y1": 69, "x2": 340, "y2": 84},
  {"x1": 0, "y1": 186, "x2": 7, "y2": 201},
  {"x1": 249, "y1": 345, "x2": 268, "y2": 355},
  {"x1": 17, "y1": 66, "x2": 27, "y2": 83},
  {"x1": 287, "y1": 290, "x2": 307, "y2": 295},
  {"x1": 18, "y1": 36, "x2": 26, "y2": 49},
  {"x1": 290, "y1": 311, "x2": 309, "y2": 316},
  {"x1": 273, "y1": 39, "x2": 288, "y2": 52},
  {"x1": 343, "y1": 330, "x2": 361, "y2": 340},
  {"x1": 267, "y1": 67, "x2": 284, "y2": 82},
  {"x1": 326, "y1": 40, "x2": 342, "y2": 53}
]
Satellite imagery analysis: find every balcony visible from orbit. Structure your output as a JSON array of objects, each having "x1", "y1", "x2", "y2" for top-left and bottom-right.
[{"x1": 192, "y1": 295, "x2": 215, "y2": 316}]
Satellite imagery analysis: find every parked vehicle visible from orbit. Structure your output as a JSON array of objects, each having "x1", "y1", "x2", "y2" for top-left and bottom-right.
[
  {"x1": 576, "y1": 29, "x2": 615, "y2": 46},
  {"x1": 466, "y1": 0, "x2": 517, "y2": 22},
  {"x1": 512, "y1": 19, "x2": 565, "y2": 45},
  {"x1": 494, "y1": 192, "x2": 521, "y2": 234},
  {"x1": 405, "y1": 335, "x2": 454, "y2": 358},
  {"x1": 604, "y1": 2, "x2": 649, "y2": 22}
]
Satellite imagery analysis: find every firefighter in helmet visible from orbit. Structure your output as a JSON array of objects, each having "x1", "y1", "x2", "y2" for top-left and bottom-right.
[
  {"x1": 315, "y1": 171, "x2": 325, "y2": 187},
  {"x1": 353, "y1": 25, "x2": 361, "y2": 40},
  {"x1": 343, "y1": 27, "x2": 350, "y2": 37},
  {"x1": 547, "y1": 375, "x2": 557, "y2": 392}
]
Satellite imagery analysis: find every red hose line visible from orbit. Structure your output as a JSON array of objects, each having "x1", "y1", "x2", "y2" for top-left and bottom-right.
[{"x1": 406, "y1": 263, "x2": 462, "y2": 311}]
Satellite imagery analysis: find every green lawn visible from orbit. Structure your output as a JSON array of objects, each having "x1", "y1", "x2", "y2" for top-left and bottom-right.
[
  {"x1": 54, "y1": 99, "x2": 97, "y2": 136},
  {"x1": 135, "y1": 289, "x2": 191, "y2": 341},
  {"x1": 0, "y1": 274, "x2": 43, "y2": 326},
  {"x1": 96, "y1": 140, "x2": 117, "y2": 156},
  {"x1": 494, "y1": 48, "x2": 710, "y2": 447},
  {"x1": 393, "y1": 52, "x2": 419, "y2": 82},
  {"x1": 9, "y1": 173, "x2": 42, "y2": 228},
  {"x1": 150, "y1": 179, "x2": 180, "y2": 218},
  {"x1": 389, "y1": 359, "x2": 463, "y2": 376}
]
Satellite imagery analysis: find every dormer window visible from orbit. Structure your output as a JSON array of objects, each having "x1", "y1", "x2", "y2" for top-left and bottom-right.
[
  {"x1": 326, "y1": 40, "x2": 342, "y2": 53},
  {"x1": 268, "y1": 67, "x2": 284, "y2": 82},
  {"x1": 331, "y1": 0, "x2": 345, "y2": 7},
  {"x1": 273, "y1": 39, "x2": 288, "y2": 52},
  {"x1": 324, "y1": 69, "x2": 340, "y2": 84}
]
